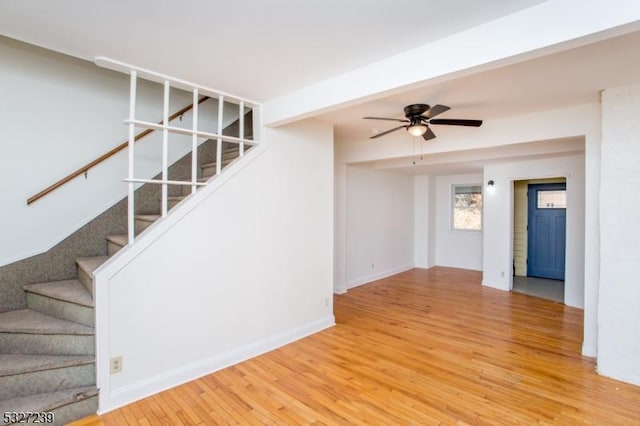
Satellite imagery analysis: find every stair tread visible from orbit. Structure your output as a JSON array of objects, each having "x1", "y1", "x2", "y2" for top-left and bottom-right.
[
  {"x1": 168, "y1": 195, "x2": 186, "y2": 200},
  {"x1": 23, "y1": 280, "x2": 93, "y2": 308},
  {"x1": 0, "y1": 354, "x2": 94, "y2": 377},
  {"x1": 0, "y1": 386, "x2": 97, "y2": 413},
  {"x1": 135, "y1": 214, "x2": 161, "y2": 222},
  {"x1": 201, "y1": 159, "x2": 234, "y2": 168},
  {"x1": 76, "y1": 256, "x2": 109, "y2": 274},
  {"x1": 106, "y1": 234, "x2": 127, "y2": 246},
  {"x1": 0, "y1": 309, "x2": 94, "y2": 335}
]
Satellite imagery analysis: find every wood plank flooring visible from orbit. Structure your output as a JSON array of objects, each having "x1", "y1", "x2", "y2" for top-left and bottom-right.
[{"x1": 72, "y1": 267, "x2": 640, "y2": 425}]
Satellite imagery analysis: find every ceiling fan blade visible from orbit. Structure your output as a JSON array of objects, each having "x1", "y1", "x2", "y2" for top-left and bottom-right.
[
  {"x1": 422, "y1": 126, "x2": 436, "y2": 141},
  {"x1": 424, "y1": 104, "x2": 450, "y2": 118},
  {"x1": 370, "y1": 125, "x2": 407, "y2": 139},
  {"x1": 363, "y1": 116, "x2": 409, "y2": 123},
  {"x1": 429, "y1": 118, "x2": 483, "y2": 127}
]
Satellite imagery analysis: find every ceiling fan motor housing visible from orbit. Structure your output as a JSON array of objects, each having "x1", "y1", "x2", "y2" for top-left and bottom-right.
[{"x1": 404, "y1": 104, "x2": 430, "y2": 118}]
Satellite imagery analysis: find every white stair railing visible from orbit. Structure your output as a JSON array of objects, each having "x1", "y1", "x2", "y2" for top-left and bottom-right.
[{"x1": 95, "y1": 58, "x2": 260, "y2": 245}]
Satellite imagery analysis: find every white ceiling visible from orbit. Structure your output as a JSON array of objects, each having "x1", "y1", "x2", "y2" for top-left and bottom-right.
[
  {"x1": 0, "y1": 0, "x2": 546, "y2": 101},
  {"x1": 324, "y1": 29, "x2": 640, "y2": 143},
  {"x1": 2, "y1": 1, "x2": 638, "y2": 176}
]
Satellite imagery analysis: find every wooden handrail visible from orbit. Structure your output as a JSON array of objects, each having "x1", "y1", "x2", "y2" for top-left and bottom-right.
[{"x1": 27, "y1": 96, "x2": 210, "y2": 205}]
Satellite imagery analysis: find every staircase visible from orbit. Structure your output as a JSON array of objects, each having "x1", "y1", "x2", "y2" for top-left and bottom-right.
[{"x1": 0, "y1": 144, "x2": 246, "y2": 425}]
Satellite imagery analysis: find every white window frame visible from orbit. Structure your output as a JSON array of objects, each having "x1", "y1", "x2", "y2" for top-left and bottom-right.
[{"x1": 451, "y1": 183, "x2": 483, "y2": 232}]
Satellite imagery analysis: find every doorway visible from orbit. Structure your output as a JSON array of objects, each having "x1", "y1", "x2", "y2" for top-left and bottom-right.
[
  {"x1": 512, "y1": 178, "x2": 566, "y2": 303},
  {"x1": 527, "y1": 183, "x2": 566, "y2": 280}
]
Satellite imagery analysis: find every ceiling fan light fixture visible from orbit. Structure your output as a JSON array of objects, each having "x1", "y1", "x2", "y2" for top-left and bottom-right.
[{"x1": 407, "y1": 123, "x2": 427, "y2": 136}]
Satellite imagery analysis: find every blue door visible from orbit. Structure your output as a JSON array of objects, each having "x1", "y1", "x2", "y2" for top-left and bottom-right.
[{"x1": 527, "y1": 183, "x2": 566, "y2": 280}]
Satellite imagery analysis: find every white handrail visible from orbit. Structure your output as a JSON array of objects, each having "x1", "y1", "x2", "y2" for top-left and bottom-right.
[
  {"x1": 123, "y1": 178, "x2": 208, "y2": 186},
  {"x1": 95, "y1": 56, "x2": 260, "y2": 107},
  {"x1": 122, "y1": 120, "x2": 253, "y2": 145}
]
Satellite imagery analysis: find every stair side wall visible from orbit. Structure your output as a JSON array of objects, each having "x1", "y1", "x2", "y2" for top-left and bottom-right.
[{"x1": 97, "y1": 119, "x2": 335, "y2": 413}]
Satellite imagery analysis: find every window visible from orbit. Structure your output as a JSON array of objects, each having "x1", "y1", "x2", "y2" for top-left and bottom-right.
[
  {"x1": 537, "y1": 190, "x2": 566, "y2": 209},
  {"x1": 452, "y1": 184, "x2": 482, "y2": 231}
]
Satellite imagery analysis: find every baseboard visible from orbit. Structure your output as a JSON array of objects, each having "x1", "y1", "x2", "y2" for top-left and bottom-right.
[
  {"x1": 346, "y1": 264, "x2": 414, "y2": 290},
  {"x1": 99, "y1": 315, "x2": 335, "y2": 414},
  {"x1": 481, "y1": 280, "x2": 509, "y2": 291}
]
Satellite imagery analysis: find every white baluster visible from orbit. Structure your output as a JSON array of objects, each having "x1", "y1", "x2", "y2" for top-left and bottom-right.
[
  {"x1": 239, "y1": 101, "x2": 245, "y2": 156},
  {"x1": 127, "y1": 71, "x2": 137, "y2": 245},
  {"x1": 191, "y1": 89, "x2": 199, "y2": 194},
  {"x1": 216, "y1": 96, "x2": 224, "y2": 175},
  {"x1": 162, "y1": 80, "x2": 170, "y2": 217}
]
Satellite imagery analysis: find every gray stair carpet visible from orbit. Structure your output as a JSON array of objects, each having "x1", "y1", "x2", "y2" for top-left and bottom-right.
[
  {"x1": 0, "y1": 354, "x2": 94, "y2": 377},
  {"x1": 76, "y1": 256, "x2": 109, "y2": 276},
  {"x1": 106, "y1": 234, "x2": 127, "y2": 247},
  {"x1": 0, "y1": 354, "x2": 95, "y2": 401},
  {"x1": 23, "y1": 280, "x2": 93, "y2": 308},
  {"x1": 0, "y1": 386, "x2": 97, "y2": 425},
  {"x1": 0, "y1": 310, "x2": 93, "y2": 335}
]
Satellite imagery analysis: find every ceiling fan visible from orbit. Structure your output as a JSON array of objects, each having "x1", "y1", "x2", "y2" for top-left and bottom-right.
[{"x1": 363, "y1": 103, "x2": 482, "y2": 140}]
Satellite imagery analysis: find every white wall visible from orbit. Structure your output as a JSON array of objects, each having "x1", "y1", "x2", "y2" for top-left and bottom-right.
[
  {"x1": 597, "y1": 84, "x2": 640, "y2": 385},
  {"x1": 413, "y1": 175, "x2": 430, "y2": 268},
  {"x1": 95, "y1": 119, "x2": 335, "y2": 412},
  {"x1": 0, "y1": 36, "x2": 233, "y2": 267},
  {"x1": 482, "y1": 155, "x2": 585, "y2": 310},
  {"x1": 344, "y1": 166, "x2": 414, "y2": 288},
  {"x1": 333, "y1": 163, "x2": 347, "y2": 293},
  {"x1": 434, "y1": 174, "x2": 484, "y2": 271}
]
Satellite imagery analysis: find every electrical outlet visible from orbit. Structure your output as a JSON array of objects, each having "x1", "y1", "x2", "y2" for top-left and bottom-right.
[
  {"x1": 371, "y1": 262, "x2": 375, "y2": 269},
  {"x1": 501, "y1": 271, "x2": 505, "y2": 277},
  {"x1": 325, "y1": 297, "x2": 329, "y2": 307},
  {"x1": 110, "y1": 356, "x2": 123, "y2": 374}
]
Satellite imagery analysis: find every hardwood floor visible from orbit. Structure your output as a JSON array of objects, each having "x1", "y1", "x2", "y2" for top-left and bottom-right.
[{"x1": 73, "y1": 267, "x2": 640, "y2": 425}]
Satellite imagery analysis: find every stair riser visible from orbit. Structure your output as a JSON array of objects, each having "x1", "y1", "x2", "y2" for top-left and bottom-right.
[
  {"x1": 77, "y1": 268, "x2": 94, "y2": 298},
  {"x1": 0, "y1": 363, "x2": 95, "y2": 400},
  {"x1": 135, "y1": 218, "x2": 154, "y2": 235},
  {"x1": 222, "y1": 150, "x2": 239, "y2": 161},
  {"x1": 26, "y1": 293, "x2": 94, "y2": 328},
  {"x1": 107, "y1": 240, "x2": 124, "y2": 256},
  {"x1": 0, "y1": 334, "x2": 94, "y2": 356}
]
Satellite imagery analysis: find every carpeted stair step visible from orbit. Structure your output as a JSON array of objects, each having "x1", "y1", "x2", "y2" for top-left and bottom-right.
[
  {"x1": 201, "y1": 157, "x2": 235, "y2": 178},
  {"x1": 181, "y1": 177, "x2": 209, "y2": 195},
  {"x1": 0, "y1": 310, "x2": 94, "y2": 355},
  {"x1": 168, "y1": 195, "x2": 187, "y2": 209},
  {"x1": 106, "y1": 234, "x2": 127, "y2": 256},
  {"x1": 23, "y1": 280, "x2": 94, "y2": 327},
  {"x1": 134, "y1": 214, "x2": 160, "y2": 235},
  {"x1": 76, "y1": 256, "x2": 109, "y2": 296},
  {"x1": 221, "y1": 146, "x2": 240, "y2": 161},
  {"x1": 0, "y1": 354, "x2": 94, "y2": 400},
  {"x1": 0, "y1": 386, "x2": 97, "y2": 426}
]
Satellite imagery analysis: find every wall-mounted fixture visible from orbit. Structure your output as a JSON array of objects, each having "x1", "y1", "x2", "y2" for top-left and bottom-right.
[{"x1": 487, "y1": 180, "x2": 495, "y2": 187}]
